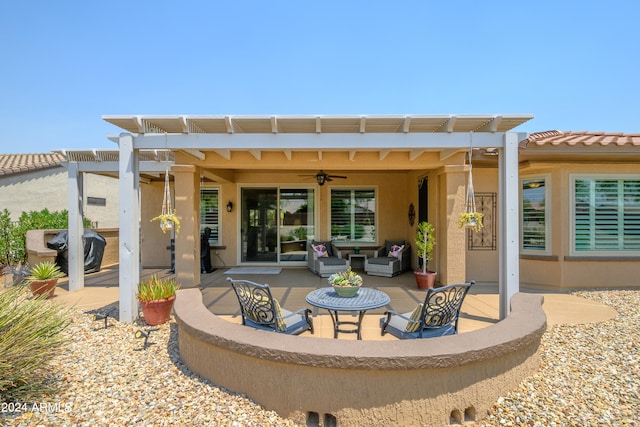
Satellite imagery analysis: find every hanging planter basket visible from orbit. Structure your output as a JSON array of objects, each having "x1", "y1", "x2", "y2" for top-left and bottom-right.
[
  {"x1": 151, "y1": 168, "x2": 181, "y2": 234},
  {"x1": 458, "y1": 133, "x2": 484, "y2": 233}
]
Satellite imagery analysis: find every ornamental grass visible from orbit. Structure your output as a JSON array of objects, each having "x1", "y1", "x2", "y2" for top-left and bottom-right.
[{"x1": 0, "y1": 284, "x2": 72, "y2": 401}]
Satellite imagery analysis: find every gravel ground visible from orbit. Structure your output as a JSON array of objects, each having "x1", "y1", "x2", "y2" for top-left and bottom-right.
[
  {"x1": 1, "y1": 289, "x2": 638, "y2": 426},
  {"x1": 480, "y1": 289, "x2": 639, "y2": 427}
]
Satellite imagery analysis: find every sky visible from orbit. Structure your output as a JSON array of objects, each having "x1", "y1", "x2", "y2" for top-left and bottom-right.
[{"x1": 1, "y1": 1, "x2": 639, "y2": 154}]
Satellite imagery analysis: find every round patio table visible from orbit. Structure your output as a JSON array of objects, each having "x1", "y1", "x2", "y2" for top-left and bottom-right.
[{"x1": 306, "y1": 287, "x2": 390, "y2": 340}]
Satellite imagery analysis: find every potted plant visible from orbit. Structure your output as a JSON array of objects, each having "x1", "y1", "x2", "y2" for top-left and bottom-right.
[
  {"x1": 27, "y1": 261, "x2": 65, "y2": 299},
  {"x1": 137, "y1": 275, "x2": 180, "y2": 325},
  {"x1": 328, "y1": 267, "x2": 363, "y2": 297},
  {"x1": 457, "y1": 211, "x2": 484, "y2": 232},
  {"x1": 414, "y1": 221, "x2": 437, "y2": 289},
  {"x1": 151, "y1": 210, "x2": 181, "y2": 234}
]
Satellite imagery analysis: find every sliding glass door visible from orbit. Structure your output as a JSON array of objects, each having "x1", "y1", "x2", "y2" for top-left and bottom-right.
[
  {"x1": 279, "y1": 188, "x2": 315, "y2": 263},
  {"x1": 241, "y1": 187, "x2": 315, "y2": 264}
]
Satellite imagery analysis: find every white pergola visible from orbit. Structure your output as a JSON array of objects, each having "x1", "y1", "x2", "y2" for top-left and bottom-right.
[{"x1": 62, "y1": 114, "x2": 531, "y2": 323}]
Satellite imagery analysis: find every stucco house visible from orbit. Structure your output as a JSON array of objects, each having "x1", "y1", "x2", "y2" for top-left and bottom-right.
[
  {"x1": 57, "y1": 115, "x2": 639, "y2": 323},
  {"x1": 0, "y1": 153, "x2": 119, "y2": 228}
]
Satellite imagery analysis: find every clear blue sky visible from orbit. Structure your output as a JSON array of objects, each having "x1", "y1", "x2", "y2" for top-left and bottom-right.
[{"x1": 1, "y1": 1, "x2": 638, "y2": 153}]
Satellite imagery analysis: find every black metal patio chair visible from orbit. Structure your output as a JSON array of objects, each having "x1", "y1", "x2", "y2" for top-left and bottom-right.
[
  {"x1": 380, "y1": 281, "x2": 475, "y2": 339},
  {"x1": 227, "y1": 277, "x2": 314, "y2": 335}
]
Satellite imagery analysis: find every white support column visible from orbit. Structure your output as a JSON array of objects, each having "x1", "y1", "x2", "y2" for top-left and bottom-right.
[
  {"x1": 498, "y1": 132, "x2": 520, "y2": 319},
  {"x1": 67, "y1": 162, "x2": 84, "y2": 291},
  {"x1": 118, "y1": 134, "x2": 140, "y2": 323}
]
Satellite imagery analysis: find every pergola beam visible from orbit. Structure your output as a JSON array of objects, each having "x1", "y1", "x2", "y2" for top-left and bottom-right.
[{"x1": 131, "y1": 132, "x2": 508, "y2": 150}]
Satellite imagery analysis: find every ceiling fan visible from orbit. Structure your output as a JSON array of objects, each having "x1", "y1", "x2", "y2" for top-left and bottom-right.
[{"x1": 301, "y1": 170, "x2": 347, "y2": 186}]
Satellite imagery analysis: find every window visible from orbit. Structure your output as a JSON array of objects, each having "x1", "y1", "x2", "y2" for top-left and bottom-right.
[
  {"x1": 572, "y1": 176, "x2": 640, "y2": 253},
  {"x1": 521, "y1": 176, "x2": 549, "y2": 252},
  {"x1": 330, "y1": 189, "x2": 375, "y2": 243},
  {"x1": 87, "y1": 197, "x2": 106, "y2": 206},
  {"x1": 200, "y1": 188, "x2": 220, "y2": 244}
]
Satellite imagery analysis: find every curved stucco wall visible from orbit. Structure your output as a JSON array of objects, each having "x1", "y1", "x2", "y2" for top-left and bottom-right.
[{"x1": 174, "y1": 289, "x2": 546, "y2": 426}]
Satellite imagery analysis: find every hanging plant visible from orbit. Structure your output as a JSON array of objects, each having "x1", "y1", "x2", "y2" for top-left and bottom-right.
[
  {"x1": 458, "y1": 132, "x2": 484, "y2": 233},
  {"x1": 457, "y1": 211, "x2": 484, "y2": 232},
  {"x1": 151, "y1": 167, "x2": 180, "y2": 234},
  {"x1": 151, "y1": 210, "x2": 181, "y2": 234}
]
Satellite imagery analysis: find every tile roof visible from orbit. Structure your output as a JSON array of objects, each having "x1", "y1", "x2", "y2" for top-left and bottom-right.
[
  {"x1": 520, "y1": 131, "x2": 640, "y2": 148},
  {"x1": 0, "y1": 153, "x2": 66, "y2": 176}
]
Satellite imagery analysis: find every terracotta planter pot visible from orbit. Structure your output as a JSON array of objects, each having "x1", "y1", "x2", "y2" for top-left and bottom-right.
[
  {"x1": 29, "y1": 279, "x2": 59, "y2": 299},
  {"x1": 414, "y1": 271, "x2": 437, "y2": 290},
  {"x1": 139, "y1": 296, "x2": 176, "y2": 326}
]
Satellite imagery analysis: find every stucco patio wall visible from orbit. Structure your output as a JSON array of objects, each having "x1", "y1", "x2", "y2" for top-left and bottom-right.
[
  {"x1": 26, "y1": 228, "x2": 119, "y2": 269},
  {"x1": 174, "y1": 289, "x2": 547, "y2": 426}
]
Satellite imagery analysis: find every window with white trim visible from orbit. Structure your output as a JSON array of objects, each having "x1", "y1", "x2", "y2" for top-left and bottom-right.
[
  {"x1": 200, "y1": 187, "x2": 220, "y2": 244},
  {"x1": 521, "y1": 176, "x2": 549, "y2": 253},
  {"x1": 572, "y1": 176, "x2": 640, "y2": 253},
  {"x1": 330, "y1": 189, "x2": 376, "y2": 243}
]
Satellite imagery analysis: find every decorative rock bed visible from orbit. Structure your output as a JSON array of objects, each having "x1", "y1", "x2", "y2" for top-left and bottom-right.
[{"x1": 174, "y1": 288, "x2": 546, "y2": 426}]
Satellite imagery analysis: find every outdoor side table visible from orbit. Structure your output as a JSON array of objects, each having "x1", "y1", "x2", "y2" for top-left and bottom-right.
[
  {"x1": 306, "y1": 287, "x2": 390, "y2": 340},
  {"x1": 348, "y1": 253, "x2": 368, "y2": 270}
]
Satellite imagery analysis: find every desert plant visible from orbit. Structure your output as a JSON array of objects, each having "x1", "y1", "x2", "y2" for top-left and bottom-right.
[
  {"x1": 328, "y1": 267, "x2": 363, "y2": 287},
  {"x1": 415, "y1": 221, "x2": 436, "y2": 274},
  {"x1": 28, "y1": 261, "x2": 65, "y2": 281},
  {"x1": 137, "y1": 275, "x2": 180, "y2": 301},
  {"x1": 0, "y1": 284, "x2": 72, "y2": 401}
]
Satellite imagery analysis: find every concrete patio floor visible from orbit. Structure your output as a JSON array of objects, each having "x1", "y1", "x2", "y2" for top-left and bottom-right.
[{"x1": 49, "y1": 264, "x2": 618, "y2": 341}]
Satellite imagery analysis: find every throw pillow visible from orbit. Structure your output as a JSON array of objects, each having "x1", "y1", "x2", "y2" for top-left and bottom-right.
[
  {"x1": 312, "y1": 243, "x2": 328, "y2": 257},
  {"x1": 385, "y1": 240, "x2": 406, "y2": 254},
  {"x1": 273, "y1": 299, "x2": 287, "y2": 332},
  {"x1": 404, "y1": 303, "x2": 424, "y2": 333},
  {"x1": 388, "y1": 244, "x2": 404, "y2": 258}
]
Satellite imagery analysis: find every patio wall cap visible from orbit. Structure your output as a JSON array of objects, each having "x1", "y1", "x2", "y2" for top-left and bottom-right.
[{"x1": 174, "y1": 288, "x2": 547, "y2": 370}]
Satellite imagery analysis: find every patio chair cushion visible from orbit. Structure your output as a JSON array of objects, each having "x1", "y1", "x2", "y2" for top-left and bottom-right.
[
  {"x1": 404, "y1": 303, "x2": 424, "y2": 332},
  {"x1": 367, "y1": 256, "x2": 396, "y2": 266},
  {"x1": 273, "y1": 299, "x2": 287, "y2": 331},
  {"x1": 320, "y1": 256, "x2": 349, "y2": 266}
]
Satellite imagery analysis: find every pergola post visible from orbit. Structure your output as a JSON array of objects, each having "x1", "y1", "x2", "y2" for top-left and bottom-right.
[
  {"x1": 173, "y1": 164, "x2": 201, "y2": 288},
  {"x1": 498, "y1": 132, "x2": 521, "y2": 319},
  {"x1": 67, "y1": 161, "x2": 84, "y2": 291},
  {"x1": 118, "y1": 134, "x2": 140, "y2": 323}
]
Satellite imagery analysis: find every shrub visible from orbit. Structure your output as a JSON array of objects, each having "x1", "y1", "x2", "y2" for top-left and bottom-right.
[
  {"x1": 0, "y1": 208, "x2": 92, "y2": 266},
  {"x1": 0, "y1": 284, "x2": 72, "y2": 401}
]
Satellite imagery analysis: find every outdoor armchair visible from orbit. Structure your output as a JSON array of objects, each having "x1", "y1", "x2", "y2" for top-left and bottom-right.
[
  {"x1": 307, "y1": 241, "x2": 350, "y2": 277},
  {"x1": 227, "y1": 277, "x2": 314, "y2": 335},
  {"x1": 364, "y1": 240, "x2": 411, "y2": 277},
  {"x1": 380, "y1": 281, "x2": 475, "y2": 339}
]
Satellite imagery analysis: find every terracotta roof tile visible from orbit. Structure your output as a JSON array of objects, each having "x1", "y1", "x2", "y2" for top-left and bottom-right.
[
  {"x1": 520, "y1": 131, "x2": 640, "y2": 149},
  {"x1": 0, "y1": 153, "x2": 65, "y2": 176}
]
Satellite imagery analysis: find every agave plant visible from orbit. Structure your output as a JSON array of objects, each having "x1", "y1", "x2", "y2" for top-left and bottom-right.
[
  {"x1": 137, "y1": 275, "x2": 180, "y2": 301},
  {"x1": 28, "y1": 261, "x2": 64, "y2": 281}
]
